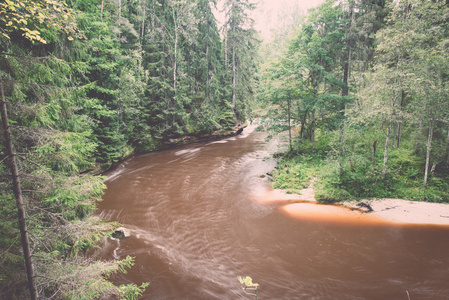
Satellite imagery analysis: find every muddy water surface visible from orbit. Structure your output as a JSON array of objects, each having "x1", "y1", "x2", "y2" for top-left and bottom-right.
[{"x1": 97, "y1": 127, "x2": 449, "y2": 299}]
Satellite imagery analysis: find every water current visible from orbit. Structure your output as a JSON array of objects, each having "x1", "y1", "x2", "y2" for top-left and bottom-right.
[{"x1": 97, "y1": 126, "x2": 449, "y2": 299}]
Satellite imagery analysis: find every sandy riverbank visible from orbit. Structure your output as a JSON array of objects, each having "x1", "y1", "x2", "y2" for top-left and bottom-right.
[
  {"x1": 258, "y1": 179, "x2": 449, "y2": 226},
  {"x1": 343, "y1": 198, "x2": 449, "y2": 226}
]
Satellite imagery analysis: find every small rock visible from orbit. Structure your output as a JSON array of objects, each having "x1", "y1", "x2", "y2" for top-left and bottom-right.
[{"x1": 112, "y1": 227, "x2": 131, "y2": 239}]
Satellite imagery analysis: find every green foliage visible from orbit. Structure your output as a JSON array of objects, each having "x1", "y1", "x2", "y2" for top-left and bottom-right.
[
  {"x1": 35, "y1": 254, "x2": 149, "y2": 299},
  {"x1": 261, "y1": 0, "x2": 449, "y2": 205},
  {"x1": 0, "y1": 0, "x2": 82, "y2": 44},
  {"x1": 271, "y1": 123, "x2": 449, "y2": 204},
  {"x1": 273, "y1": 155, "x2": 315, "y2": 194},
  {"x1": 0, "y1": 194, "x2": 23, "y2": 291},
  {"x1": 44, "y1": 175, "x2": 106, "y2": 220},
  {"x1": 314, "y1": 179, "x2": 352, "y2": 204},
  {"x1": 0, "y1": 0, "x2": 256, "y2": 298},
  {"x1": 118, "y1": 282, "x2": 150, "y2": 300},
  {"x1": 33, "y1": 131, "x2": 97, "y2": 175},
  {"x1": 272, "y1": 133, "x2": 329, "y2": 196}
]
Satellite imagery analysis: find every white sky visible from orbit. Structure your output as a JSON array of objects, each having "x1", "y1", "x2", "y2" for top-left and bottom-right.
[
  {"x1": 214, "y1": 0, "x2": 325, "y2": 41},
  {"x1": 254, "y1": 0, "x2": 325, "y2": 40}
]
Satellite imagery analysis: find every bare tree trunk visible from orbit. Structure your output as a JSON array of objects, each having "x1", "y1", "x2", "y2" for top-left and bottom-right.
[
  {"x1": 118, "y1": 0, "x2": 122, "y2": 40},
  {"x1": 141, "y1": 2, "x2": 146, "y2": 40},
  {"x1": 342, "y1": 2, "x2": 353, "y2": 98},
  {"x1": 224, "y1": 22, "x2": 228, "y2": 70},
  {"x1": 206, "y1": 40, "x2": 210, "y2": 100},
  {"x1": 300, "y1": 110, "x2": 307, "y2": 140},
  {"x1": 312, "y1": 110, "x2": 316, "y2": 151},
  {"x1": 446, "y1": 128, "x2": 449, "y2": 165},
  {"x1": 296, "y1": 110, "x2": 307, "y2": 154},
  {"x1": 99, "y1": 0, "x2": 104, "y2": 39},
  {"x1": 424, "y1": 120, "x2": 434, "y2": 185},
  {"x1": 173, "y1": 6, "x2": 178, "y2": 91},
  {"x1": 232, "y1": 44, "x2": 236, "y2": 109},
  {"x1": 372, "y1": 139, "x2": 378, "y2": 171},
  {"x1": 383, "y1": 121, "x2": 392, "y2": 178},
  {"x1": 430, "y1": 155, "x2": 439, "y2": 175},
  {"x1": 392, "y1": 122, "x2": 397, "y2": 148},
  {"x1": 0, "y1": 76, "x2": 38, "y2": 299},
  {"x1": 287, "y1": 99, "x2": 292, "y2": 151},
  {"x1": 342, "y1": 48, "x2": 351, "y2": 98},
  {"x1": 397, "y1": 90, "x2": 404, "y2": 148}
]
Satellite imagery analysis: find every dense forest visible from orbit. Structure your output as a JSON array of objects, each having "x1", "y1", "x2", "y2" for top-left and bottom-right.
[
  {"x1": 1, "y1": 0, "x2": 448, "y2": 298},
  {"x1": 259, "y1": 0, "x2": 449, "y2": 204},
  {"x1": 0, "y1": 0, "x2": 258, "y2": 298}
]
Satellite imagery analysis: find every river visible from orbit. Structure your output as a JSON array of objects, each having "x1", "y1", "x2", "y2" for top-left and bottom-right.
[{"x1": 96, "y1": 126, "x2": 449, "y2": 299}]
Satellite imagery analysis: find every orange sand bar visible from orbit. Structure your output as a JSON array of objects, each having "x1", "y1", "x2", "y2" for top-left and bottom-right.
[
  {"x1": 281, "y1": 202, "x2": 389, "y2": 226},
  {"x1": 251, "y1": 188, "x2": 390, "y2": 226}
]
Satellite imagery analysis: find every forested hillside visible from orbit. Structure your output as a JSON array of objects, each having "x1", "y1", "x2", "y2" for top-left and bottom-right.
[
  {"x1": 0, "y1": 0, "x2": 258, "y2": 298},
  {"x1": 2, "y1": 0, "x2": 449, "y2": 298},
  {"x1": 259, "y1": 0, "x2": 449, "y2": 203}
]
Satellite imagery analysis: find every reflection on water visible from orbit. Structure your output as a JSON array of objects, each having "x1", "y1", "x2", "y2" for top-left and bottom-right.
[{"x1": 97, "y1": 126, "x2": 449, "y2": 300}]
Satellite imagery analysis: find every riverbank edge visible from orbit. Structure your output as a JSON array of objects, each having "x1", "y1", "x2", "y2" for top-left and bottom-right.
[
  {"x1": 286, "y1": 179, "x2": 449, "y2": 226},
  {"x1": 343, "y1": 198, "x2": 449, "y2": 226},
  {"x1": 89, "y1": 123, "x2": 248, "y2": 176}
]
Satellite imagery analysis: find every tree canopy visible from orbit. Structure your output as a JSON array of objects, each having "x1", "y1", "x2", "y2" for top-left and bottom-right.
[
  {"x1": 259, "y1": 0, "x2": 449, "y2": 203},
  {"x1": 0, "y1": 0, "x2": 258, "y2": 298},
  {"x1": 2, "y1": 0, "x2": 449, "y2": 298}
]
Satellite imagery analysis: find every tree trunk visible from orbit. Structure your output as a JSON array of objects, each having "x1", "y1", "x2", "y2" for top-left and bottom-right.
[
  {"x1": 173, "y1": 6, "x2": 178, "y2": 91},
  {"x1": 232, "y1": 44, "x2": 236, "y2": 108},
  {"x1": 232, "y1": 21, "x2": 237, "y2": 111},
  {"x1": 372, "y1": 139, "x2": 378, "y2": 171},
  {"x1": 397, "y1": 90, "x2": 405, "y2": 148},
  {"x1": 287, "y1": 99, "x2": 292, "y2": 151},
  {"x1": 342, "y1": 48, "x2": 351, "y2": 98},
  {"x1": 296, "y1": 110, "x2": 307, "y2": 154},
  {"x1": 205, "y1": 21, "x2": 210, "y2": 101},
  {"x1": 224, "y1": 22, "x2": 228, "y2": 70},
  {"x1": 141, "y1": 2, "x2": 146, "y2": 40},
  {"x1": 300, "y1": 110, "x2": 307, "y2": 140},
  {"x1": 118, "y1": 0, "x2": 122, "y2": 40},
  {"x1": 0, "y1": 76, "x2": 38, "y2": 299},
  {"x1": 312, "y1": 110, "x2": 316, "y2": 151},
  {"x1": 342, "y1": 2, "x2": 353, "y2": 98},
  {"x1": 382, "y1": 121, "x2": 392, "y2": 178},
  {"x1": 424, "y1": 119, "x2": 434, "y2": 185},
  {"x1": 99, "y1": 0, "x2": 104, "y2": 39},
  {"x1": 430, "y1": 154, "x2": 439, "y2": 175},
  {"x1": 206, "y1": 42, "x2": 210, "y2": 99},
  {"x1": 392, "y1": 122, "x2": 397, "y2": 148},
  {"x1": 446, "y1": 128, "x2": 449, "y2": 165}
]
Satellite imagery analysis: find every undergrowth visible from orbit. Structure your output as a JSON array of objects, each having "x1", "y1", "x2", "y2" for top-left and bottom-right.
[{"x1": 272, "y1": 131, "x2": 449, "y2": 204}]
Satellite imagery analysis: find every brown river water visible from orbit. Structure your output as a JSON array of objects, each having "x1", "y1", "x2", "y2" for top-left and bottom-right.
[{"x1": 97, "y1": 126, "x2": 449, "y2": 300}]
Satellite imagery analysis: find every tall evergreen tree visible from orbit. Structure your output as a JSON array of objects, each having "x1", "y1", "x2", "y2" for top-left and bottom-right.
[
  {"x1": 223, "y1": 0, "x2": 260, "y2": 122},
  {"x1": 1, "y1": 1, "x2": 148, "y2": 297}
]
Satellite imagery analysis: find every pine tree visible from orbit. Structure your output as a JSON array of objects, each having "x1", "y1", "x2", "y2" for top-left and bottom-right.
[
  {"x1": 1, "y1": 1, "x2": 148, "y2": 297},
  {"x1": 223, "y1": 0, "x2": 259, "y2": 122}
]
